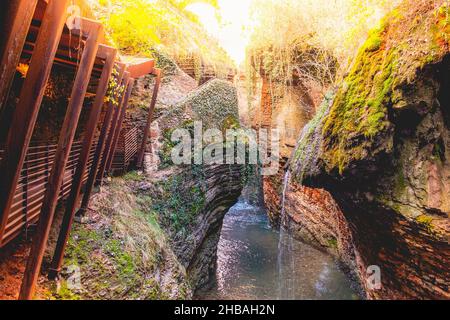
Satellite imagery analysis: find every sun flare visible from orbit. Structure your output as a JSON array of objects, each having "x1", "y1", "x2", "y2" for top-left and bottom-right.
[{"x1": 186, "y1": 0, "x2": 255, "y2": 65}]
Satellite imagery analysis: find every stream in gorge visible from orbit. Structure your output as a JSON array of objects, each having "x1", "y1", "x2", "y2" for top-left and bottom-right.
[{"x1": 196, "y1": 199, "x2": 360, "y2": 300}]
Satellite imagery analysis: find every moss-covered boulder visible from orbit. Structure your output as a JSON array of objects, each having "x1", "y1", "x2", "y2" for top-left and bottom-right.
[
  {"x1": 157, "y1": 79, "x2": 240, "y2": 168},
  {"x1": 161, "y1": 78, "x2": 239, "y2": 131}
]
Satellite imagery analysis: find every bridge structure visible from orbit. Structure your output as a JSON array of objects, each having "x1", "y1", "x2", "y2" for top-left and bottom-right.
[{"x1": 0, "y1": 0, "x2": 162, "y2": 299}]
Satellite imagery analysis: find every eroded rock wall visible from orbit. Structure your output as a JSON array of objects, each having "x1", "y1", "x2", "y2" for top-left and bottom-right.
[
  {"x1": 282, "y1": 180, "x2": 358, "y2": 276},
  {"x1": 290, "y1": 0, "x2": 450, "y2": 299},
  {"x1": 252, "y1": 75, "x2": 318, "y2": 226},
  {"x1": 175, "y1": 165, "x2": 243, "y2": 289}
]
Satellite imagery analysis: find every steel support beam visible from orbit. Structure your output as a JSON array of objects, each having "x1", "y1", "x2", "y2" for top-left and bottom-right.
[
  {"x1": 137, "y1": 69, "x2": 162, "y2": 168},
  {"x1": 19, "y1": 22, "x2": 103, "y2": 300},
  {"x1": 48, "y1": 46, "x2": 117, "y2": 279},
  {"x1": 0, "y1": 0, "x2": 70, "y2": 247}
]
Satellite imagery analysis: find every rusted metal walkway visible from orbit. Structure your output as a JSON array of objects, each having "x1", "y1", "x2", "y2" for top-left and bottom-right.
[{"x1": 0, "y1": 0, "x2": 162, "y2": 299}]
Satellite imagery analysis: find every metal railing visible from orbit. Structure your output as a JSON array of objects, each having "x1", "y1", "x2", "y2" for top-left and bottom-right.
[
  {"x1": 0, "y1": 138, "x2": 97, "y2": 246},
  {"x1": 112, "y1": 127, "x2": 139, "y2": 173}
]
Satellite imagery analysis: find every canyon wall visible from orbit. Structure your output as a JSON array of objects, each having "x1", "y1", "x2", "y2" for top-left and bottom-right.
[
  {"x1": 290, "y1": 0, "x2": 450, "y2": 299},
  {"x1": 151, "y1": 79, "x2": 244, "y2": 291}
]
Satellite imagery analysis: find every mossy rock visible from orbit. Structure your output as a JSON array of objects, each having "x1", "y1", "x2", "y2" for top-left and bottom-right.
[
  {"x1": 150, "y1": 48, "x2": 178, "y2": 76},
  {"x1": 291, "y1": 92, "x2": 334, "y2": 182},
  {"x1": 163, "y1": 79, "x2": 239, "y2": 131},
  {"x1": 293, "y1": 1, "x2": 450, "y2": 178}
]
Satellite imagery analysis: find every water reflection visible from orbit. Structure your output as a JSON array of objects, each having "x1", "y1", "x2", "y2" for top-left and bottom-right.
[
  {"x1": 277, "y1": 228, "x2": 357, "y2": 300},
  {"x1": 197, "y1": 200, "x2": 358, "y2": 300}
]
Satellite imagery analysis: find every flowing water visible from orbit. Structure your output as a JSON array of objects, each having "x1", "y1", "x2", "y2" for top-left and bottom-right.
[{"x1": 197, "y1": 199, "x2": 359, "y2": 300}]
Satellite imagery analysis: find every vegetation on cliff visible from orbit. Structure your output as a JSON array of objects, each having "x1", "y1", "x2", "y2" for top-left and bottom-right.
[
  {"x1": 244, "y1": 0, "x2": 401, "y2": 104},
  {"x1": 46, "y1": 177, "x2": 191, "y2": 300},
  {"x1": 291, "y1": 92, "x2": 334, "y2": 182},
  {"x1": 288, "y1": 1, "x2": 450, "y2": 299},
  {"x1": 151, "y1": 169, "x2": 207, "y2": 237}
]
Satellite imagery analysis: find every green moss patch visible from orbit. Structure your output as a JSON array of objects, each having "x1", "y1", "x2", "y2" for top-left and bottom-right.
[
  {"x1": 151, "y1": 170, "x2": 206, "y2": 236},
  {"x1": 292, "y1": 92, "x2": 334, "y2": 182},
  {"x1": 165, "y1": 79, "x2": 239, "y2": 130},
  {"x1": 416, "y1": 215, "x2": 434, "y2": 233},
  {"x1": 321, "y1": 22, "x2": 396, "y2": 174}
]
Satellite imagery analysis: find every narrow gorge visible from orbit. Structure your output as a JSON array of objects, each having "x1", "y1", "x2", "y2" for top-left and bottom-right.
[{"x1": 0, "y1": 0, "x2": 448, "y2": 302}]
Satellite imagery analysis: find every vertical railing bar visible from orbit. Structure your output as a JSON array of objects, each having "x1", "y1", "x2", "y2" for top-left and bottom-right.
[
  {"x1": 77, "y1": 63, "x2": 126, "y2": 216},
  {"x1": 22, "y1": 153, "x2": 29, "y2": 239},
  {"x1": 137, "y1": 68, "x2": 162, "y2": 168},
  {"x1": 96, "y1": 71, "x2": 130, "y2": 184},
  {"x1": 105, "y1": 78, "x2": 135, "y2": 174}
]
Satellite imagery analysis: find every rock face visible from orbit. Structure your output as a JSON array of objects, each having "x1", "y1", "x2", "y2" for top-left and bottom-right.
[
  {"x1": 290, "y1": 0, "x2": 450, "y2": 299},
  {"x1": 249, "y1": 42, "x2": 334, "y2": 208},
  {"x1": 282, "y1": 180, "x2": 359, "y2": 278},
  {"x1": 263, "y1": 170, "x2": 284, "y2": 226},
  {"x1": 169, "y1": 165, "x2": 244, "y2": 290},
  {"x1": 252, "y1": 76, "x2": 317, "y2": 159},
  {"x1": 150, "y1": 79, "x2": 244, "y2": 291}
]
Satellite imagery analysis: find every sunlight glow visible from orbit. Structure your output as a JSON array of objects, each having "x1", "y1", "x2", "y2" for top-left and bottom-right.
[
  {"x1": 186, "y1": 0, "x2": 401, "y2": 67},
  {"x1": 186, "y1": 0, "x2": 255, "y2": 66}
]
